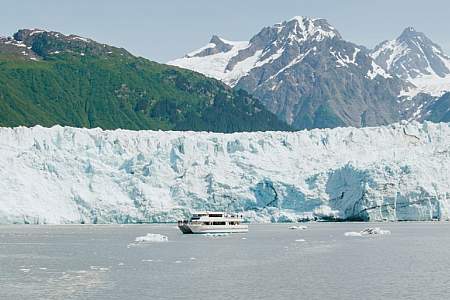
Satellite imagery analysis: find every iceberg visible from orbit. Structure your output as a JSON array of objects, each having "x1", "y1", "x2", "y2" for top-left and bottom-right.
[
  {"x1": 345, "y1": 227, "x2": 391, "y2": 237},
  {"x1": 344, "y1": 232, "x2": 363, "y2": 237},
  {"x1": 288, "y1": 225, "x2": 307, "y2": 230},
  {"x1": 360, "y1": 227, "x2": 391, "y2": 235},
  {"x1": 134, "y1": 233, "x2": 168, "y2": 243},
  {"x1": 0, "y1": 121, "x2": 449, "y2": 224}
]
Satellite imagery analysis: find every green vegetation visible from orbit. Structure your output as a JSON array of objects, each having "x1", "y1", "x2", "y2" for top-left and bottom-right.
[{"x1": 0, "y1": 34, "x2": 290, "y2": 132}]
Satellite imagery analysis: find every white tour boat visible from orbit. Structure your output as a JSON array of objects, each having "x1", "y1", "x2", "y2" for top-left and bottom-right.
[{"x1": 178, "y1": 212, "x2": 248, "y2": 234}]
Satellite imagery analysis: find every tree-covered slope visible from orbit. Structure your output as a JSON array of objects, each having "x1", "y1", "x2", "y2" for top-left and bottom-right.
[{"x1": 0, "y1": 29, "x2": 290, "y2": 132}]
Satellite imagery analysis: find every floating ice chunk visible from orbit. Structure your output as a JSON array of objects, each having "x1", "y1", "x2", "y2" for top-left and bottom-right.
[
  {"x1": 295, "y1": 239, "x2": 306, "y2": 242},
  {"x1": 360, "y1": 227, "x2": 391, "y2": 235},
  {"x1": 344, "y1": 231, "x2": 362, "y2": 237},
  {"x1": 174, "y1": 260, "x2": 182, "y2": 264},
  {"x1": 19, "y1": 268, "x2": 30, "y2": 273},
  {"x1": 135, "y1": 233, "x2": 168, "y2": 243},
  {"x1": 189, "y1": 257, "x2": 196, "y2": 260},
  {"x1": 141, "y1": 259, "x2": 153, "y2": 262},
  {"x1": 345, "y1": 227, "x2": 391, "y2": 237},
  {"x1": 288, "y1": 225, "x2": 307, "y2": 230}
]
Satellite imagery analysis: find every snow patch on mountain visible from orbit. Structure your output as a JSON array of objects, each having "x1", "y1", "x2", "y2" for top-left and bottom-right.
[
  {"x1": 367, "y1": 61, "x2": 392, "y2": 79},
  {"x1": 333, "y1": 47, "x2": 360, "y2": 67},
  {"x1": 0, "y1": 123, "x2": 449, "y2": 224},
  {"x1": 284, "y1": 16, "x2": 339, "y2": 42},
  {"x1": 169, "y1": 38, "x2": 250, "y2": 86},
  {"x1": 400, "y1": 75, "x2": 450, "y2": 98}
]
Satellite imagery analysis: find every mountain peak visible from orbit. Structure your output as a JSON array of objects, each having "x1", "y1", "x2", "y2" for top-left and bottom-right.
[
  {"x1": 184, "y1": 35, "x2": 239, "y2": 59},
  {"x1": 273, "y1": 16, "x2": 341, "y2": 42},
  {"x1": 1, "y1": 28, "x2": 131, "y2": 60},
  {"x1": 13, "y1": 28, "x2": 44, "y2": 42},
  {"x1": 210, "y1": 35, "x2": 227, "y2": 45},
  {"x1": 401, "y1": 26, "x2": 417, "y2": 35},
  {"x1": 398, "y1": 26, "x2": 429, "y2": 42},
  {"x1": 371, "y1": 26, "x2": 450, "y2": 97},
  {"x1": 288, "y1": 16, "x2": 319, "y2": 23},
  {"x1": 14, "y1": 28, "x2": 94, "y2": 44}
]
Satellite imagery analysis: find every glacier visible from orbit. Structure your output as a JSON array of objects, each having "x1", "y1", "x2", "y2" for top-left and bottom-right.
[{"x1": 0, "y1": 122, "x2": 449, "y2": 224}]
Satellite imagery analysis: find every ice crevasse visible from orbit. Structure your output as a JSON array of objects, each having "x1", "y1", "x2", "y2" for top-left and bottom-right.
[{"x1": 0, "y1": 121, "x2": 449, "y2": 224}]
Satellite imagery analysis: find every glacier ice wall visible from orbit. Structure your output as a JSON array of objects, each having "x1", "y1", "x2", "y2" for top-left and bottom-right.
[{"x1": 0, "y1": 122, "x2": 449, "y2": 224}]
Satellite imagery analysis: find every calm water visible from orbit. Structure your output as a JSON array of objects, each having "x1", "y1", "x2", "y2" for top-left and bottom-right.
[{"x1": 0, "y1": 223, "x2": 449, "y2": 300}]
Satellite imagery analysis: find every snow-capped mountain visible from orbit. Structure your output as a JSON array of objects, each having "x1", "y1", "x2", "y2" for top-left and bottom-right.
[
  {"x1": 169, "y1": 35, "x2": 250, "y2": 87},
  {"x1": 170, "y1": 17, "x2": 346, "y2": 87},
  {"x1": 169, "y1": 16, "x2": 406, "y2": 129},
  {"x1": 1, "y1": 123, "x2": 449, "y2": 224},
  {"x1": 371, "y1": 27, "x2": 450, "y2": 98}
]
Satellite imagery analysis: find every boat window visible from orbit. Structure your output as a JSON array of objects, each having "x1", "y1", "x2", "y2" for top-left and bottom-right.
[
  {"x1": 212, "y1": 221, "x2": 226, "y2": 225},
  {"x1": 209, "y1": 214, "x2": 223, "y2": 218}
]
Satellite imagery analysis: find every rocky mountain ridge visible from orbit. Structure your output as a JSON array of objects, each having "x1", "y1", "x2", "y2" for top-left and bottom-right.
[
  {"x1": 169, "y1": 16, "x2": 408, "y2": 129},
  {"x1": 169, "y1": 16, "x2": 450, "y2": 129}
]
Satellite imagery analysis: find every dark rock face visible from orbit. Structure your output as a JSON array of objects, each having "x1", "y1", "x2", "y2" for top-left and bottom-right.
[
  {"x1": 426, "y1": 92, "x2": 450, "y2": 122},
  {"x1": 230, "y1": 17, "x2": 406, "y2": 129},
  {"x1": 0, "y1": 35, "x2": 39, "y2": 59},
  {"x1": 405, "y1": 92, "x2": 450, "y2": 123},
  {"x1": 189, "y1": 35, "x2": 234, "y2": 58}
]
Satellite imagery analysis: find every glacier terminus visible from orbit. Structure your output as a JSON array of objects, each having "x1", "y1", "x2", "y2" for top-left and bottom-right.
[{"x1": 0, "y1": 122, "x2": 449, "y2": 224}]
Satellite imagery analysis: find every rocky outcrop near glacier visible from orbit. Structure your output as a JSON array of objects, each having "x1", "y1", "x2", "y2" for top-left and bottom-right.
[{"x1": 0, "y1": 122, "x2": 449, "y2": 224}]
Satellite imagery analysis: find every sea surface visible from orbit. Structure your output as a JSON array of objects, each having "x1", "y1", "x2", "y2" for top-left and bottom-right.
[{"x1": 0, "y1": 223, "x2": 449, "y2": 300}]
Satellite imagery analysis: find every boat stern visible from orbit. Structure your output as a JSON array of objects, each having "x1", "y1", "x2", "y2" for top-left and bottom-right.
[{"x1": 177, "y1": 221, "x2": 193, "y2": 234}]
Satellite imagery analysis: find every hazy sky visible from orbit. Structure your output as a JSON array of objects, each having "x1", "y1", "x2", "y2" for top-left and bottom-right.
[{"x1": 1, "y1": 0, "x2": 449, "y2": 62}]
